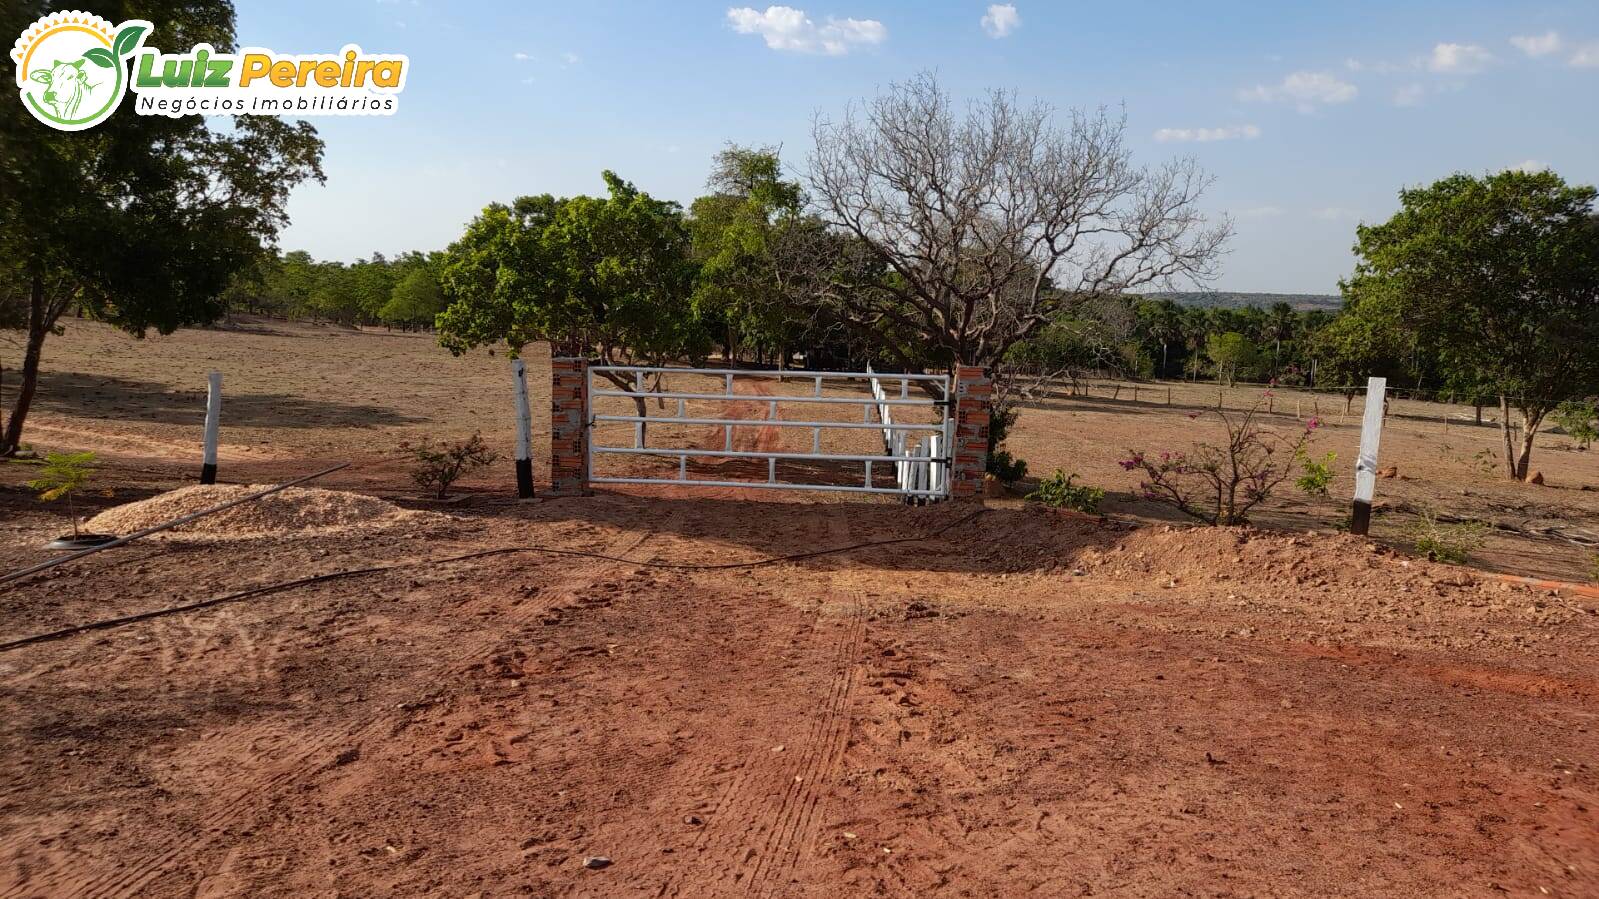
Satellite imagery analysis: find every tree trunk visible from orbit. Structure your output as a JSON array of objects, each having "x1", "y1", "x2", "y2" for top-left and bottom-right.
[
  {"x1": 1, "y1": 273, "x2": 49, "y2": 456},
  {"x1": 633, "y1": 395, "x2": 648, "y2": 443},
  {"x1": 1515, "y1": 425, "x2": 1537, "y2": 480},
  {"x1": 1511, "y1": 405, "x2": 1546, "y2": 481},
  {"x1": 1499, "y1": 395, "x2": 1519, "y2": 480}
]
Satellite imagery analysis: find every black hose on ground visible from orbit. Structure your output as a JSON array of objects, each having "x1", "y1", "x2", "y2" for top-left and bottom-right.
[{"x1": 0, "y1": 507, "x2": 989, "y2": 653}]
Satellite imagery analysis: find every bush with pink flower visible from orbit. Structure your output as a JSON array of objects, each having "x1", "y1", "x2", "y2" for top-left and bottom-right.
[{"x1": 1121, "y1": 404, "x2": 1321, "y2": 526}]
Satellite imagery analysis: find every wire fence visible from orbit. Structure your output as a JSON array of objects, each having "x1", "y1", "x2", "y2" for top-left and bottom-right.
[{"x1": 1004, "y1": 369, "x2": 1557, "y2": 433}]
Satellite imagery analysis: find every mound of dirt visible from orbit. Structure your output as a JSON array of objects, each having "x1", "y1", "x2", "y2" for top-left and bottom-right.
[{"x1": 85, "y1": 485, "x2": 446, "y2": 540}]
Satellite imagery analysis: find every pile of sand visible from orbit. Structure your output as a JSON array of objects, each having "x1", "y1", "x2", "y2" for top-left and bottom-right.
[{"x1": 85, "y1": 484, "x2": 446, "y2": 541}]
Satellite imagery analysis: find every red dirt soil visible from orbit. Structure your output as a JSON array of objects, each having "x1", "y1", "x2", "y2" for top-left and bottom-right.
[
  {"x1": 2, "y1": 318, "x2": 1596, "y2": 895},
  {"x1": 2, "y1": 492, "x2": 1597, "y2": 897}
]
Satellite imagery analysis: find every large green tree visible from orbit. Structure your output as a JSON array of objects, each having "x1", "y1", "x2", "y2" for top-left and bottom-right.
[
  {"x1": 0, "y1": 0, "x2": 324, "y2": 454},
  {"x1": 1341, "y1": 170, "x2": 1599, "y2": 479},
  {"x1": 689, "y1": 145, "x2": 806, "y2": 365},
  {"x1": 380, "y1": 259, "x2": 446, "y2": 330},
  {"x1": 436, "y1": 172, "x2": 703, "y2": 423},
  {"x1": 1205, "y1": 331, "x2": 1258, "y2": 387}
]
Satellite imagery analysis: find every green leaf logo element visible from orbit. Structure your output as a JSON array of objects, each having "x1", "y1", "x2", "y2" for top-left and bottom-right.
[
  {"x1": 112, "y1": 24, "x2": 147, "y2": 58},
  {"x1": 82, "y1": 47, "x2": 115, "y2": 68}
]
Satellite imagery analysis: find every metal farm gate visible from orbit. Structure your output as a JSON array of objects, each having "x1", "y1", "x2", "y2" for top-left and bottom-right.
[{"x1": 585, "y1": 365, "x2": 952, "y2": 500}]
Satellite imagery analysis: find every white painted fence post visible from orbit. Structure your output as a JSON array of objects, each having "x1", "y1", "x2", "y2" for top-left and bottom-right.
[
  {"x1": 200, "y1": 370, "x2": 221, "y2": 485},
  {"x1": 512, "y1": 358, "x2": 534, "y2": 499},
  {"x1": 1350, "y1": 376, "x2": 1386, "y2": 536}
]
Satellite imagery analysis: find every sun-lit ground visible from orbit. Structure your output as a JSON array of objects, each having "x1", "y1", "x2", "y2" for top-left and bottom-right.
[{"x1": 1, "y1": 317, "x2": 1597, "y2": 897}]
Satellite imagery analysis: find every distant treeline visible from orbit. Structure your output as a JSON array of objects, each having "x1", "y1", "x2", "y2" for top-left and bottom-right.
[
  {"x1": 1140, "y1": 291, "x2": 1343, "y2": 312},
  {"x1": 1006, "y1": 295, "x2": 1339, "y2": 388},
  {"x1": 222, "y1": 250, "x2": 446, "y2": 330}
]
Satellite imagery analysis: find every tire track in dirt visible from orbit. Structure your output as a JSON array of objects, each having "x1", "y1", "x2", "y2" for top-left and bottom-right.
[
  {"x1": 5, "y1": 521, "x2": 667, "y2": 899},
  {"x1": 656, "y1": 510, "x2": 864, "y2": 898},
  {"x1": 746, "y1": 600, "x2": 864, "y2": 897},
  {"x1": 656, "y1": 606, "x2": 863, "y2": 898}
]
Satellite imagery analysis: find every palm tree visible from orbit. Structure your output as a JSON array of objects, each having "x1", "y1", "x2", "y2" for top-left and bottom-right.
[{"x1": 1264, "y1": 302, "x2": 1298, "y2": 376}]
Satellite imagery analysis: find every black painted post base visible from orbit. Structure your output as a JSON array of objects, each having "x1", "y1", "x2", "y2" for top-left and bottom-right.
[
  {"x1": 1350, "y1": 499, "x2": 1372, "y2": 536},
  {"x1": 200, "y1": 462, "x2": 217, "y2": 486},
  {"x1": 515, "y1": 457, "x2": 534, "y2": 499}
]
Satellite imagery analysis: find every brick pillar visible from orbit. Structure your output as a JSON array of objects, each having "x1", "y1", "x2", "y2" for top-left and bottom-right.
[
  {"x1": 549, "y1": 357, "x2": 590, "y2": 496},
  {"x1": 951, "y1": 365, "x2": 991, "y2": 499}
]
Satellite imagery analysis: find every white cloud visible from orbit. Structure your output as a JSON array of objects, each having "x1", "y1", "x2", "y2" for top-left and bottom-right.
[
  {"x1": 1313, "y1": 207, "x2": 1360, "y2": 221},
  {"x1": 1426, "y1": 42, "x2": 1493, "y2": 74},
  {"x1": 563, "y1": 51, "x2": 580, "y2": 65},
  {"x1": 1237, "y1": 206, "x2": 1285, "y2": 219},
  {"x1": 1153, "y1": 124, "x2": 1261, "y2": 143},
  {"x1": 981, "y1": 4, "x2": 1020, "y2": 38},
  {"x1": 1511, "y1": 159, "x2": 1549, "y2": 173},
  {"x1": 513, "y1": 51, "x2": 532, "y2": 61},
  {"x1": 1510, "y1": 31, "x2": 1563, "y2": 58},
  {"x1": 727, "y1": 6, "x2": 887, "y2": 55},
  {"x1": 1239, "y1": 71, "x2": 1357, "y2": 113},
  {"x1": 1572, "y1": 43, "x2": 1599, "y2": 68},
  {"x1": 1393, "y1": 83, "x2": 1427, "y2": 107}
]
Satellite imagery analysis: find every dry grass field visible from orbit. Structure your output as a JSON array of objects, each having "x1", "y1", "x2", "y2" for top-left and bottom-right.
[{"x1": 2, "y1": 318, "x2": 1597, "y2": 897}]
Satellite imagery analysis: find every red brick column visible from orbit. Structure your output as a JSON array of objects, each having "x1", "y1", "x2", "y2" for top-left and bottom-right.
[
  {"x1": 951, "y1": 365, "x2": 991, "y2": 499},
  {"x1": 549, "y1": 357, "x2": 590, "y2": 496}
]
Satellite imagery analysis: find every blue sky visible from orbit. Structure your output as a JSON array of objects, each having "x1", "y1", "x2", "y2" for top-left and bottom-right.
[{"x1": 238, "y1": 1, "x2": 1599, "y2": 294}]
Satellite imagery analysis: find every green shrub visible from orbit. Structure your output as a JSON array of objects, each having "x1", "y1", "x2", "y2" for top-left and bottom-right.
[
  {"x1": 1295, "y1": 450, "x2": 1337, "y2": 496},
  {"x1": 1553, "y1": 399, "x2": 1598, "y2": 449},
  {"x1": 988, "y1": 448, "x2": 1028, "y2": 484},
  {"x1": 986, "y1": 403, "x2": 1027, "y2": 483},
  {"x1": 27, "y1": 451, "x2": 97, "y2": 538},
  {"x1": 1026, "y1": 470, "x2": 1105, "y2": 513},
  {"x1": 1406, "y1": 509, "x2": 1488, "y2": 564}
]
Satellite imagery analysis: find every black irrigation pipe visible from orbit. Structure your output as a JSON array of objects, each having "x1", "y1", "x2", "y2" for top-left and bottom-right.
[
  {"x1": 0, "y1": 506, "x2": 989, "y2": 654},
  {"x1": 0, "y1": 463, "x2": 350, "y2": 590}
]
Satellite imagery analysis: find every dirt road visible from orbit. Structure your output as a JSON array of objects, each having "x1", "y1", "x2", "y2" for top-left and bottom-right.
[{"x1": 2, "y1": 493, "x2": 1596, "y2": 897}]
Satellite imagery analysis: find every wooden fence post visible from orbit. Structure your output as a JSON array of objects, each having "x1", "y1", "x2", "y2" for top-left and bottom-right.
[
  {"x1": 511, "y1": 358, "x2": 534, "y2": 499},
  {"x1": 201, "y1": 371, "x2": 221, "y2": 485},
  {"x1": 1350, "y1": 377, "x2": 1387, "y2": 536}
]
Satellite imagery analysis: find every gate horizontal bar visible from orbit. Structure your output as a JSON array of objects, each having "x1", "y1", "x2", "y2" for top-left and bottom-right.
[
  {"x1": 592, "y1": 389, "x2": 939, "y2": 407},
  {"x1": 591, "y1": 365, "x2": 948, "y2": 382},
  {"x1": 593, "y1": 446, "x2": 949, "y2": 464},
  {"x1": 590, "y1": 476, "x2": 947, "y2": 497},
  {"x1": 592, "y1": 414, "x2": 943, "y2": 431}
]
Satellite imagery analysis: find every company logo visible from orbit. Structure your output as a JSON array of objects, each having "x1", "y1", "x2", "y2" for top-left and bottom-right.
[
  {"x1": 12, "y1": 10, "x2": 407, "y2": 131},
  {"x1": 11, "y1": 12, "x2": 147, "y2": 131}
]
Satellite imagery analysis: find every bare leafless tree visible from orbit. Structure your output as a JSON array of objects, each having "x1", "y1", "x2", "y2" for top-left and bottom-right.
[{"x1": 807, "y1": 71, "x2": 1231, "y2": 369}]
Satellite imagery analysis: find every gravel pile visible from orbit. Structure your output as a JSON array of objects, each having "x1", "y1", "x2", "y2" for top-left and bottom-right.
[{"x1": 85, "y1": 485, "x2": 444, "y2": 540}]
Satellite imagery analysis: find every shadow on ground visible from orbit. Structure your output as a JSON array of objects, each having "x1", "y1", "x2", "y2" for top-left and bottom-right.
[{"x1": 28, "y1": 371, "x2": 426, "y2": 429}]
